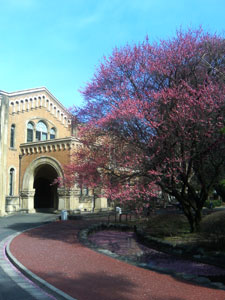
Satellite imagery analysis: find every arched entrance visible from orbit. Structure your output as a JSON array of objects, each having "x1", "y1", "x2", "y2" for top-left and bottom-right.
[
  {"x1": 34, "y1": 164, "x2": 58, "y2": 209},
  {"x1": 21, "y1": 156, "x2": 64, "y2": 212}
]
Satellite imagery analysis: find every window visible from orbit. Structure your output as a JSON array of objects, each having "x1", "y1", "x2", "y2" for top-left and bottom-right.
[
  {"x1": 27, "y1": 122, "x2": 34, "y2": 142},
  {"x1": 50, "y1": 128, "x2": 56, "y2": 139},
  {"x1": 36, "y1": 121, "x2": 48, "y2": 141},
  {"x1": 9, "y1": 168, "x2": 15, "y2": 196},
  {"x1": 10, "y1": 124, "x2": 15, "y2": 148},
  {"x1": 80, "y1": 187, "x2": 89, "y2": 196},
  {"x1": 84, "y1": 187, "x2": 89, "y2": 196}
]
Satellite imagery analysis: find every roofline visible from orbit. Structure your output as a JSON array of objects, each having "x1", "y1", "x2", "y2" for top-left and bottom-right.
[{"x1": 0, "y1": 87, "x2": 71, "y2": 115}]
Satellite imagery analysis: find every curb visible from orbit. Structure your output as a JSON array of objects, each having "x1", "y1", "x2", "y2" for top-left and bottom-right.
[
  {"x1": 78, "y1": 222, "x2": 225, "y2": 291},
  {"x1": 6, "y1": 229, "x2": 77, "y2": 300}
]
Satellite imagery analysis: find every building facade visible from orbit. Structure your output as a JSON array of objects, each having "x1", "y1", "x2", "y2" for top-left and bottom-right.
[{"x1": 0, "y1": 87, "x2": 107, "y2": 216}]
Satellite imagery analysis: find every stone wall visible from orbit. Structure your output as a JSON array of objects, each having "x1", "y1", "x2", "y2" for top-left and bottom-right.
[{"x1": 0, "y1": 95, "x2": 9, "y2": 215}]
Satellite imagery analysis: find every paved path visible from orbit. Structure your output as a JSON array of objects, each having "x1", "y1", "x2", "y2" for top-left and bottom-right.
[
  {"x1": 9, "y1": 218, "x2": 225, "y2": 300},
  {"x1": 0, "y1": 213, "x2": 58, "y2": 300}
]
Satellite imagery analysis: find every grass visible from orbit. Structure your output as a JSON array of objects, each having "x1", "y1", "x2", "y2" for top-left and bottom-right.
[
  {"x1": 144, "y1": 213, "x2": 190, "y2": 237},
  {"x1": 119, "y1": 210, "x2": 225, "y2": 253}
]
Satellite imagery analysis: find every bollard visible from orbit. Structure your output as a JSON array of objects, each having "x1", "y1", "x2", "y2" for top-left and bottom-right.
[
  {"x1": 116, "y1": 206, "x2": 122, "y2": 214},
  {"x1": 61, "y1": 210, "x2": 68, "y2": 221}
]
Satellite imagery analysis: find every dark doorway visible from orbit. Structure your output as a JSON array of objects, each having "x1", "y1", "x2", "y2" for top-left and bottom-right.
[
  {"x1": 34, "y1": 177, "x2": 52, "y2": 208},
  {"x1": 34, "y1": 164, "x2": 58, "y2": 210}
]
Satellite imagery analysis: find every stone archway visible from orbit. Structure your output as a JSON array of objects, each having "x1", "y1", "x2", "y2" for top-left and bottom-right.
[{"x1": 21, "y1": 156, "x2": 64, "y2": 212}]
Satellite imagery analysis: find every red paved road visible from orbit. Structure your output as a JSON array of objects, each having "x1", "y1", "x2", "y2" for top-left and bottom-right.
[{"x1": 10, "y1": 220, "x2": 225, "y2": 300}]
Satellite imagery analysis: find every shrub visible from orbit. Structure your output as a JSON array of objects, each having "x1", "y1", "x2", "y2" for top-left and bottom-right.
[
  {"x1": 204, "y1": 199, "x2": 222, "y2": 209},
  {"x1": 214, "y1": 199, "x2": 223, "y2": 207},
  {"x1": 200, "y1": 211, "x2": 225, "y2": 250},
  {"x1": 144, "y1": 214, "x2": 189, "y2": 237}
]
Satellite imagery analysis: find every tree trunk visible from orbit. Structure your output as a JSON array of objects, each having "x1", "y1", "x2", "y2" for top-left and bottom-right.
[
  {"x1": 194, "y1": 208, "x2": 202, "y2": 232},
  {"x1": 172, "y1": 193, "x2": 203, "y2": 233},
  {"x1": 181, "y1": 204, "x2": 202, "y2": 233},
  {"x1": 185, "y1": 211, "x2": 195, "y2": 233},
  {"x1": 184, "y1": 207, "x2": 202, "y2": 233}
]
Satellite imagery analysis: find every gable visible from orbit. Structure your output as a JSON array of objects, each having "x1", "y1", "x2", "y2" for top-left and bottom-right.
[{"x1": 3, "y1": 87, "x2": 71, "y2": 128}]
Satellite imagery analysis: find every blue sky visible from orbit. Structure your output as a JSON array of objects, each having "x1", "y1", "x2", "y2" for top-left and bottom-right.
[{"x1": 0, "y1": 0, "x2": 224, "y2": 108}]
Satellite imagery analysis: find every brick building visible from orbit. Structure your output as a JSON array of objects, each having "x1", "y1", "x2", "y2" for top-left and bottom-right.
[{"x1": 0, "y1": 87, "x2": 107, "y2": 216}]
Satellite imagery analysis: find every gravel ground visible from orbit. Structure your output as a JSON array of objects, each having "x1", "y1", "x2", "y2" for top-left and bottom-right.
[
  {"x1": 10, "y1": 220, "x2": 225, "y2": 300},
  {"x1": 88, "y1": 230, "x2": 225, "y2": 276}
]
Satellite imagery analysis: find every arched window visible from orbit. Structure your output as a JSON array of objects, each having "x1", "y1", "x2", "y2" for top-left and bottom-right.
[
  {"x1": 50, "y1": 128, "x2": 56, "y2": 139},
  {"x1": 9, "y1": 168, "x2": 15, "y2": 196},
  {"x1": 84, "y1": 187, "x2": 89, "y2": 196},
  {"x1": 10, "y1": 124, "x2": 15, "y2": 148},
  {"x1": 27, "y1": 122, "x2": 34, "y2": 142},
  {"x1": 36, "y1": 121, "x2": 48, "y2": 141}
]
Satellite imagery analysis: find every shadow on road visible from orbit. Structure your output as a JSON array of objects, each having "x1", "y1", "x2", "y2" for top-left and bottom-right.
[{"x1": 36, "y1": 269, "x2": 186, "y2": 300}]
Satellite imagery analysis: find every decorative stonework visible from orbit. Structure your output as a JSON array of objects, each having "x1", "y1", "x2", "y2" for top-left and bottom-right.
[
  {"x1": 5, "y1": 196, "x2": 19, "y2": 213},
  {"x1": 20, "y1": 190, "x2": 36, "y2": 213},
  {"x1": 20, "y1": 137, "x2": 79, "y2": 155},
  {"x1": 9, "y1": 95, "x2": 71, "y2": 127},
  {"x1": 1, "y1": 87, "x2": 71, "y2": 127}
]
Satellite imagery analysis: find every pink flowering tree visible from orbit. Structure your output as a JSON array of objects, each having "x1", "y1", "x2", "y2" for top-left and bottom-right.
[{"x1": 66, "y1": 28, "x2": 225, "y2": 232}]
